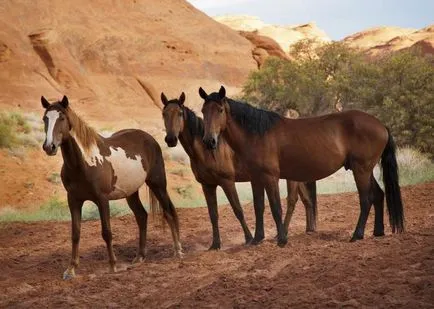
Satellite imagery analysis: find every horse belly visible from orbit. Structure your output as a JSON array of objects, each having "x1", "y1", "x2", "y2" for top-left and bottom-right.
[{"x1": 105, "y1": 147, "x2": 147, "y2": 200}]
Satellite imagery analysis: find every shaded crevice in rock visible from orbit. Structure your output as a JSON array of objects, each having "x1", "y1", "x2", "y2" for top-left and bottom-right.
[
  {"x1": 136, "y1": 78, "x2": 163, "y2": 111},
  {"x1": 28, "y1": 30, "x2": 82, "y2": 90},
  {"x1": 0, "y1": 42, "x2": 12, "y2": 62}
]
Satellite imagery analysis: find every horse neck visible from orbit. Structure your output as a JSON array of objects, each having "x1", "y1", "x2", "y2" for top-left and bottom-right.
[
  {"x1": 178, "y1": 124, "x2": 201, "y2": 159},
  {"x1": 223, "y1": 115, "x2": 250, "y2": 154},
  {"x1": 60, "y1": 135, "x2": 86, "y2": 171}
]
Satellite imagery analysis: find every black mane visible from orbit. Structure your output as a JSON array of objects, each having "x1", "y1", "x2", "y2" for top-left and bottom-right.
[
  {"x1": 184, "y1": 107, "x2": 204, "y2": 138},
  {"x1": 226, "y1": 98, "x2": 282, "y2": 135}
]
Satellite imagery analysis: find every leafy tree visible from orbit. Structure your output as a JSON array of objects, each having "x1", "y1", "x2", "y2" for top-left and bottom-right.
[{"x1": 242, "y1": 41, "x2": 434, "y2": 157}]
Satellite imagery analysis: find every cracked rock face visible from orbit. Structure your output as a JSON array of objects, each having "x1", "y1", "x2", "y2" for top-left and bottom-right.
[{"x1": 0, "y1": 0, "x2": 256, "y2": 123}]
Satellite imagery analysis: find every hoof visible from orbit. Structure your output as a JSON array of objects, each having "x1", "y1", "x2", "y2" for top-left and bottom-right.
[
  {"x1": 62, "y1": 269, "x2": 75, "y2": 280},
  {"x1": 350, "y1": 235, "x2": 363, "y2": 242},
  {"x1": 174, "y1": 249, "x2": 185, "y2": 259},
  {"x1": 208, "y1": 243, "x2": 221, "y2": 251},
  {"x1": 251, "y1": 237, "x2": 264, "y2": 246},
  {"x1": 132, "y1": 256, "x2": 145, "y2": 264},
  {"x1": 109, "y1": 265, "x2": 117, "y2": 274},
  {"x1": 277, "y1": 236, "x2": 288, "y2": 248},
  {"x1": 244, "y1": 235, "x2": 253, "y2": 245},
  {"x1": 373, "y1": 231, "x2": 385, "y2": 237}
]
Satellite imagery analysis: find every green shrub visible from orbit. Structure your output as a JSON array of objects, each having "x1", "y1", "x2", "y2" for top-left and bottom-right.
[{"x1": 243, "y1": 41, "x2": 434, "y2": 158}]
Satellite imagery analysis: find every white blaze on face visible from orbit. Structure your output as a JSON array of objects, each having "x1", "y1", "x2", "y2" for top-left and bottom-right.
[
  {"x1": 45, "y1": 110, "x2": 60, "y2": 145},
  {"x1": 106, "y1": 147, "x2": 147, "y2": 199}
]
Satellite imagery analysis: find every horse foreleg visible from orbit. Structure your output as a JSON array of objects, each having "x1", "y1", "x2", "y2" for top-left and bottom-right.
[
  {"x1": 264, "y1": 176, "x2": 287, "y2": 247},
  {"x1": 63, "y1": 194, "x2": 83, "y2": 280},
  {"x1": 97, "y1": 197, "x2": 117, "y2": 273},
  {"x1": 201, "y1": 184, "x2": 221, "y2": 250},
  {"x1": 250, "y1": 180, "x2": 265, "y2": 245},
  {"x1": 351, "y1": 171, "x2": 373, "y2": 242},
  {"x1": 221, "y1": 181, "x2": 253, "y2": 245},
  {"x1": 126, "y1": 191, "x2": 148, "y2": 264},
  {"x1": 284, "y1": 181, "x2": 298, "y2": 234}
]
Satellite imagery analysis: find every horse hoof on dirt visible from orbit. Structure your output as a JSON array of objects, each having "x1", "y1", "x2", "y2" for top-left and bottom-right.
[
  {"x1": 250, "y1": 237, "x2": 264, "y2": 246},
  {"x1": 174, "y1": 250, "x2": 185, "y2": 259},
  {"x1": 350, "y1": 235, "x2": 363, "y2": 242},
  {"x1": 277, "y1": 237, "x2": 288, "y2": 248},
  {"x1": 244, "y1": 236, "x2": 254, "y2": 245},
  {"x1": 208, "y1": 243, "x2": 221, "y2": 251},
  {"x1": 109, "y1": 265, "x2": 117, "y2": 274},
  {"x1": 62, "y1": 269, "x2": 75, "y2": 280},
  {"x1": 373, "y1": 231, "x2": 385, "y2": 237},
  {"x1": 132, "y1": 256, "x2": 145, "y2": 264}
]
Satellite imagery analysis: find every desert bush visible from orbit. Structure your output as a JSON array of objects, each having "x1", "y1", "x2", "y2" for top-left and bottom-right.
[
  {"x1": 243, "y1": 41, "x2": 434, "y2": 158},
  {"x1": 0, "y1": 197, "x2": 131, "y2": 222},
  {"x1": 0, "y1": 111, "x2": 43, "y2": 149}
]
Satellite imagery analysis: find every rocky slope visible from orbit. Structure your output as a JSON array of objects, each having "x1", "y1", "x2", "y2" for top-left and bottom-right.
[
  {"x1": 0, "y1": 0, "x2": 257, "y2": 127},
  {"x1": 343, "y1": 25, "x2": 434, "y2": 57},
  {"x1": 216, "y1": 15, "x2": 330, "y2": 54}
]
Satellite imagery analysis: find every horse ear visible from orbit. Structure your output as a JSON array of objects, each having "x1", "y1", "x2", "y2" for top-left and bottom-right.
[
  {"x1": 199, "y1": 87, "x2": 208, "y2": 100},
  {"x1": 161, "y1": 92, "x2": 168, "y2": 106},
  {"x1": 179, "y1": 92, "x2": 185, "y2": 105},
  {"x1": 219, "y1": 86, "x2": 226, "y2": 99},
  {"x1": 60, "y1": 95, "x2": 69, "y2": 109},
  {"x1": 41, "y1": 96, "x2": 50, "y2": 109}
]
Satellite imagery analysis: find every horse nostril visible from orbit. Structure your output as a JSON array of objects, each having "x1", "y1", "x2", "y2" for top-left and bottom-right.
[
  {"x1": 51, "y1": 144, "x2": 56, "y2": 151},
  {"x1": 211, "y1": 138, "x2": 216, "y2": 147}
]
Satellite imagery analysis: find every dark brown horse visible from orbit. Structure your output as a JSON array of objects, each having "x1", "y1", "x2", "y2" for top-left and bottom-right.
[
  {"x1": 161, "y1": 92, "x2": 317, "y2": 249},
  {"x1": 41, "y1": 95, "x2": 182, "y2": 279},
  {"x1": 200, "y1": 86, "x2": 404, "y2": 247}
]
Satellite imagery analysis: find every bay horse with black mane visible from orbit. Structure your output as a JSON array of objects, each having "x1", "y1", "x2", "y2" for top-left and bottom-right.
[
  {"x1": 200, "y1": 86, "x2": 404, "y2": 247},
  {"x1": 161, "y1": 92, "x2": 317, "y2": 249},
  {"x1": 41, "y1": 95, "x2": 182, "y2": 279}
]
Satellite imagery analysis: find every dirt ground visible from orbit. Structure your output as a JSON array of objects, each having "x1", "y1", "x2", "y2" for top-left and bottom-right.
[{"x1": 0, "y1": 182, "x2": 433, "y2": 308}]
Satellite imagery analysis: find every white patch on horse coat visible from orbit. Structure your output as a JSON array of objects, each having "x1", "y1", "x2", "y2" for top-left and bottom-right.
[
  {"x1": 106, "y1": 147, "x2": 147, "y2": 199},
  {"x1": 45, "y1": 110, "x2": 59, "y2": 145},
  {"x1": 69, "y1": 131, "x2": 147, "y2": 199},
  {"x1": 70, "y1": 131, "x2": 104, "y2": 166}
]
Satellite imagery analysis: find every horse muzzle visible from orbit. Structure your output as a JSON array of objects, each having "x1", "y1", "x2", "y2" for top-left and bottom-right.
[
  {"x1": 164, "y1": 135, "x2": 178, "y2": 147},
  {"x1": 203, "y1": 136, "x2": 218, "y2": 150},
  {"x1": 43, "y1": 142, "x2": 58, "y2": 156}
]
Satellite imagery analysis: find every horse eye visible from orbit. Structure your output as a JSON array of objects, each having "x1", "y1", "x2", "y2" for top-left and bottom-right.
[
  {"x1": 219, "y1": 108, "x2": 223, "y2": 113},
  {"x1": 178, "y1": 111, "x2": 183, "y2": 117}
]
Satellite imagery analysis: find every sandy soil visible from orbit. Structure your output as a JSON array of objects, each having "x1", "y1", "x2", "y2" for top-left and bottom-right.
[{"x1": 0, "y1": 182, "x2": 433, "y2": 308}]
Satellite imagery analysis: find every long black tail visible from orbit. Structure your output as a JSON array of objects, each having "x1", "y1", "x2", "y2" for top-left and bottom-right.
[
  {"x1": 381, "y1": 128, "x2": 404, "y2": 233},
  {"x1": 306, "y1": 181, "x2": 317, "y2": 226}
]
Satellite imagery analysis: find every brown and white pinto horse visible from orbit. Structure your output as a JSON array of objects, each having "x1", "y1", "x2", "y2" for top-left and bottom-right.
[
  {"x1": 200, "y1": 86, "x2": 404, "y2": 247},
  {"x1": 41, "y1": 95, "x2": 182, "y2": 279},
  {"x1": 161, "y1": 92, "x2": 317, "y2": 249}
]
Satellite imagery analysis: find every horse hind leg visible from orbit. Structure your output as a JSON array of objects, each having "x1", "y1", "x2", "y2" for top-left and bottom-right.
[
  {"x1": 283, "y1": 181, "x2": 298, "y2": 234},
  {"x1": 146, "y1": 180, "x2": 183, "y2": 258},
  {"x1": 298, "y1": 181, "x2": 317, "y2": 233},
  {"x1": 372, "y1": 176, "x2": 385, "y2": 237},
  {"x1": 126, "y1": 191, "x2": 148, "y2": 264},
  {"x1": 350, "y1": 170, "x2": 374, "y2": 242}
]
